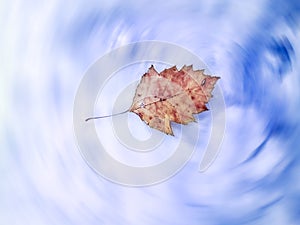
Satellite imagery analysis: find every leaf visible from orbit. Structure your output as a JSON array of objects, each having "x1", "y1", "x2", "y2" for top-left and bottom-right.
[{"x1": 129, "y1": 65, "x2": 220, "y2": 135}]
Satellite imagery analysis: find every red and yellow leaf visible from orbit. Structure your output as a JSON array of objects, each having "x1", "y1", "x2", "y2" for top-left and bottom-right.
[{"x1": 129, "y1": 65, "x2": 220, "y2": 135}]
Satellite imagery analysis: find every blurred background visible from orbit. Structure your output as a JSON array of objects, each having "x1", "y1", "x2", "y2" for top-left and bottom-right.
[{"x1": 1, "y1": 0, "x2": 300, "y2": 224}]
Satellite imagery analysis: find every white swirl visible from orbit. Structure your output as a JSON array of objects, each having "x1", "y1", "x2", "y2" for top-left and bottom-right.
[{"x1": 73, "y1": 41, "x2": 226, "y2": 186}]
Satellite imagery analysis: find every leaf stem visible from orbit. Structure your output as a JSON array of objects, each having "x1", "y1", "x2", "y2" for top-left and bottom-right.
[{"x1": 85, "y1": 109, "x2": 129, "y2": 122}]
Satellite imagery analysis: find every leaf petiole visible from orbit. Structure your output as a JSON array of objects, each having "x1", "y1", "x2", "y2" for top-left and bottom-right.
[{"x1": 85, "y1": 109, "x2": 129, "y2": 122}]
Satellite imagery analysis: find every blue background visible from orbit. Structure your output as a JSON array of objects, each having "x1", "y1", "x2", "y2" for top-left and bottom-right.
[{"x1": 1, "y1": 0, "x2": 300, "y2": 224}]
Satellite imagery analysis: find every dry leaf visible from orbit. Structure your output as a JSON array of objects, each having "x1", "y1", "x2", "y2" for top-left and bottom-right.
[{"x1": 129, "y1": 65, "x2": 220, "y2": 135}]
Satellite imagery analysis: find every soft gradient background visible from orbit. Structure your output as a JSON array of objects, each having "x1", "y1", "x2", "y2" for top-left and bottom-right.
[{"x1": 1, "y1": 0, "x2": 300, "y2": 224}]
